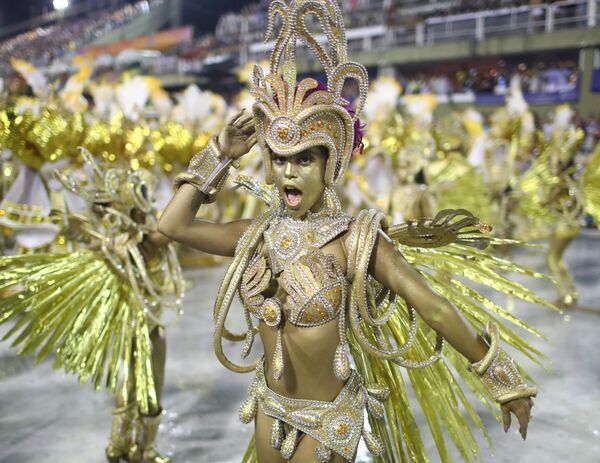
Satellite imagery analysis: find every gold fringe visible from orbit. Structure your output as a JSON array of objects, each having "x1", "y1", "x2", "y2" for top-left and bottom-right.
[{"x1": 0, "y1": 251, "x2": 157, "y2": 413}]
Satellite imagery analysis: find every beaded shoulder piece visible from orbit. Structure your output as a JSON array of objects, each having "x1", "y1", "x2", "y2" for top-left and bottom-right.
[
  {"x1": 250, "y1": 0, "x2": 368, "y2": 186},
  {"x1": 264, "y1": 211, "x2": 351, "y2": 275}
]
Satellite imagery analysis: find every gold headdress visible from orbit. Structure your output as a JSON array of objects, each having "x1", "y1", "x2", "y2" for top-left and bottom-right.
[
  {"x1": 56, "y1": 148, "x2": 157, "y2": 215},
  {"x1": 251, "y1": 0, "x2": 368, "y2": 186}
]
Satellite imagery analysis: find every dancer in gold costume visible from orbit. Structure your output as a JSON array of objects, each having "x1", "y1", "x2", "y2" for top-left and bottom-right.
[
  {"x1": 519, "y1": 105, "x2": 600, "y2": 307},
  {"x1": 159, "y1": 2, "x2": 549, "y2": 462},
  {"x1": 0, "y1": 150, "x2": 184, "y2": 463},
  {"x1": 426, "y1": 109, "x2": 492, "y2": 223}
]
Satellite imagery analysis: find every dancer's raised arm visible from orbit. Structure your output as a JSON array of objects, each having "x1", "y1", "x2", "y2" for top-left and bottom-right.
[{"x1": 158, "y1": 110, "x2": 256, "y2": 256}]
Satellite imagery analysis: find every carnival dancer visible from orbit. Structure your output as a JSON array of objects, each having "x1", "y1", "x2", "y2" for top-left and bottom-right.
[
  {"x1": 518, "y1": 105, "x2": 600, "y2": 307},
  {"x1": 0, "y1": 150, "x2": 184, "y2": 463},
  {"x1": 158, "y1": 2, "x2": 548, "y2": 462}
]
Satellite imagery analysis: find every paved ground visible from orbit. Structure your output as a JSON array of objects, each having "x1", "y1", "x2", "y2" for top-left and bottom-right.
[{"x1": 1, "y1": 230, "x2": 599, "y2": 463}]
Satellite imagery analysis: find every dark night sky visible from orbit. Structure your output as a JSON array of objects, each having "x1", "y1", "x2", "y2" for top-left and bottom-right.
[{"x1": 0, "y1": 0, "x2": 255, "y2": 35}]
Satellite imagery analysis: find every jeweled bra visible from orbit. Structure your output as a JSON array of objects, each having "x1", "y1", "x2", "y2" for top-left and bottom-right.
[{"x1": 240, "y1": 195, "x2": 350, "y2": 322}]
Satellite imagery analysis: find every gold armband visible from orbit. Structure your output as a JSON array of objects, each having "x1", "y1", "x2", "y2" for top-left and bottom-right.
[
  {"x1": 173, "y1": 137, "x2": 237, "y2": 203},
  {"x1": 470, "y1": 321, "x2": 537, "y2": 404}
]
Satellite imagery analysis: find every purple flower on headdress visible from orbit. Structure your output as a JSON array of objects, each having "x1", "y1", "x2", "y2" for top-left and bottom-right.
[{"x1": 304, "y1": 81, "x2": 366, "y2": 155}]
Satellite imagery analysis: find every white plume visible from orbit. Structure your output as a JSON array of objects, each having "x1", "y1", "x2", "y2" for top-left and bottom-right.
[{"x1": 116, "y1": 76, "x2": 150, "y2": 122}]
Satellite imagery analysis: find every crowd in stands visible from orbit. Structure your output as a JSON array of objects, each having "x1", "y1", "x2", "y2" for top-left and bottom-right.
[
  {"x1": 0, "y1": 0, "x2": 161, "y2": 73},
  {"x1": 398, "y1": 60, "x2": 579, "y2": 95}
]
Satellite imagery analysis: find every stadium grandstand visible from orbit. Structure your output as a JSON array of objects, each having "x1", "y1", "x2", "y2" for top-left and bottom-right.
[{"x1": 1, "y1": 0, "x2": 598, "y2": 116}]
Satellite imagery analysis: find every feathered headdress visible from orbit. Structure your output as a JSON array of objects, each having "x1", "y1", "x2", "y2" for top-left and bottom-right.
[{"x1": 251, "y1": 0, "x2": 368, "y2": 186}]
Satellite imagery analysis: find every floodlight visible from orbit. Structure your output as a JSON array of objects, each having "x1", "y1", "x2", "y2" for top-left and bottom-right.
[{"x1": 53, "y1": 0, "x2": 70, "y2": 11}]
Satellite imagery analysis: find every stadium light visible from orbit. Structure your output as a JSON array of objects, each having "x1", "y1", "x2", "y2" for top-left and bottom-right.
[{"x1": 53, "y1": 0, "x2": 70, "y2": 11}]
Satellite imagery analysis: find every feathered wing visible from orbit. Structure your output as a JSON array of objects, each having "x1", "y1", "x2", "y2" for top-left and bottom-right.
[
  {"x1": 0, "y1": 251, "x2": 157, "y2": 413},
  {"x1": 348, "y1": 209, "x2": 555, "y2": 463},
  {"x1": 426, "y1": 155, "x2": 492, "y2": 223}
]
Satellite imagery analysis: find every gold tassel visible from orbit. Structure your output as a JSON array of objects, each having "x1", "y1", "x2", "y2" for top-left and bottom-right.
[
  {"x1": 280, "y1": 427, "x2": 298, "y2": 460},
  {"x1": 272, "y1": 326, "x2": 284, "y2": 381},
  {"x1": 239, "y1": 396, "x2": 258, "y2": 424},
  {"x1": 270, "y1": 419, "x2": 283, "y2": 449},
  {"x1": 362, "y1": 428, "x2": 384, "y2": 457},
  {"x1": 333, "y1": 343, "x2": 351, "y2": 380},
  {"x1": 366, "y1": 395, "x2": 385, "y2": 420}
]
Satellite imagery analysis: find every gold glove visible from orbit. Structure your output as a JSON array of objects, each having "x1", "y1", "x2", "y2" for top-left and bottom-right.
[
  {"x1": 173, "y1": 137, "x2": 236, "y2": 203},
  {"x1": 470, "y1": 321, "x2": 537, "y2": 404}
]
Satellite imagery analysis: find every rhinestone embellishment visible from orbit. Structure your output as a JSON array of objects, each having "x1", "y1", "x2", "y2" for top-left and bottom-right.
[
  {"x1": 270, "y1": 116, "x2": 300, "y2": 146},
  {"x1": 261, "y1": 298, "x2": 282, "y2": 327}
]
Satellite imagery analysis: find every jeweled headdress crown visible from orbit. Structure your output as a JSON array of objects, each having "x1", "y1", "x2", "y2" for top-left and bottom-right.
[{"x1": 251, "y1": 0, "x2": 369, "y2": 186}]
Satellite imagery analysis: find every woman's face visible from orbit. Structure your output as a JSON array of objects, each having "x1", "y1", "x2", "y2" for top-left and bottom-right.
[{"x1": 271, "y1": 146, "x2": 327, "y2": 219}]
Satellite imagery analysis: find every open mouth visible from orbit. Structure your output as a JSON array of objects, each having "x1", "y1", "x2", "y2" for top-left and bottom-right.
[{"x1": 284, "y1": 186, "x2": 303, "y2": 208}]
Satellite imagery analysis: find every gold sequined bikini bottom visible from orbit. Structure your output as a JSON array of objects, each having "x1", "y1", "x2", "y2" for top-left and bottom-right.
[{"x1": 239, "y1": 360, "x2": 388, "y2": 462}]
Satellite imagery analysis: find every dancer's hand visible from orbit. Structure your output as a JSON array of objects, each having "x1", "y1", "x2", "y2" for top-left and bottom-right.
[
  {"x1": 501, "y1": 397, "x2": 533, "y2": 440},
  {"x1": 217, "y1": 109, "x2": 257, "y2": 161}
]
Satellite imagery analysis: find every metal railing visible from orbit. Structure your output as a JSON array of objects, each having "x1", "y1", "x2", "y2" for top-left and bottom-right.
[{"x1": 237, "y1": 0, "x2": 600, "y2": 65}]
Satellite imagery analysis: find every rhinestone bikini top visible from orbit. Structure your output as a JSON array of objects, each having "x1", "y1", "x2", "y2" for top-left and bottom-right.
[
  {"x1": 279, "y1": 246, "x2": 348, "y2": 327},
  {"x1": 240, "y1": 212, "x2": 351, "y2": 328}
]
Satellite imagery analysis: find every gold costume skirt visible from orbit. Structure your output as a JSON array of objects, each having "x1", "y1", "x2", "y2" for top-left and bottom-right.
[{"x1": 239, "y1": 360, "x2": 387, "y2": 462}]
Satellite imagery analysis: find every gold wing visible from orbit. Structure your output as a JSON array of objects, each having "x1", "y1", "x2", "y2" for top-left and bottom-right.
[
  {"x1": 0, "y1": 251, "x2": 157, "y2": 414},
  {"x1": 349, "y1": 209, "x2": 556, "y2": 463}
]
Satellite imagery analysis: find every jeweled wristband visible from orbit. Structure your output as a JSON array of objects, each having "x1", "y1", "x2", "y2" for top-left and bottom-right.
[
  {"x1": 469, "y1": 321, "x2": 537, "y2": 404},
  {"x1": 172, "y1": 137, "x2": 237, "y2": 203}
]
